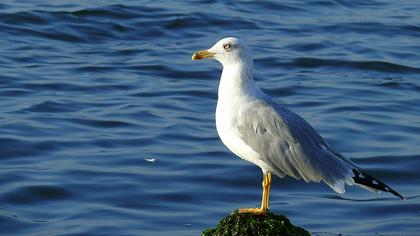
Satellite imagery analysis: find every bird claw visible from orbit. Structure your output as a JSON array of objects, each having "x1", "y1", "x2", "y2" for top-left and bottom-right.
[{"x1": 238, "y1": 207, "x2": 267, "y2": 215}]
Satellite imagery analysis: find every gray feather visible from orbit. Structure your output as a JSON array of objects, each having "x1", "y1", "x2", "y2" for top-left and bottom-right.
[{"x1": 236, "y1": 98, "x2": 355, "y2": 193}]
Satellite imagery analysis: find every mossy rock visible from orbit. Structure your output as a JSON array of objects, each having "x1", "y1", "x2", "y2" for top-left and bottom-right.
[{"x1": 202, "y1": 210, "x2": 310, "y2": 236}]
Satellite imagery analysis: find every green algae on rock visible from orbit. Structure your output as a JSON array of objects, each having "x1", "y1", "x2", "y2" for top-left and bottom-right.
[{"x1": 202, "y1": 210, "x2": 310, "y2": 236}]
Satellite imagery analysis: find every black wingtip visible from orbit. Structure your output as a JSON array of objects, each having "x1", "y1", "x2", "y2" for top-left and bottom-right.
[
  {"x1": 352, "y1": 169, "x2": 404, "y2": 200},
  {"x1": 389, "y1": 188, "x2": 405, "y2": 200}
]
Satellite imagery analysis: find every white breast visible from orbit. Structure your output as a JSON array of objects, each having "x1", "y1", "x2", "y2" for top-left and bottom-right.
[{"x1": 215, "y1": 76, "x2": 271, "y2": 172}]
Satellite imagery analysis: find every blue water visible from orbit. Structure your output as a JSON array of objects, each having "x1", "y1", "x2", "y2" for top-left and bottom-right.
[{"x1": 0, "y1": 1, "x2": 419, "y2": 235}]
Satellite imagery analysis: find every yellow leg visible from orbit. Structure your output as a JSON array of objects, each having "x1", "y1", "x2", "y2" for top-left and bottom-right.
[
  {"x1": 263, "y1": 172, "x2": 272, "y2": 210},
  {"x1": 239, "y1": 172, "x2": 272, "y2": 215}
]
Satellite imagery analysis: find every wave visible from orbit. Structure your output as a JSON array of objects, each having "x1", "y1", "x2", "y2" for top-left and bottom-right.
[{"x1": 292, "y1": 57, "x2": 420, "y2": 73}]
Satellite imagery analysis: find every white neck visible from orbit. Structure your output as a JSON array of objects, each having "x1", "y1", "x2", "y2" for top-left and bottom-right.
[{"x1": 218, "y1": 63, "x2": 254, "y2": 99}]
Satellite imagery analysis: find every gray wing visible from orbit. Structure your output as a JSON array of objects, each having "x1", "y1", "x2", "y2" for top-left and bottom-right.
[{"x1": 236, "y1": 99, "x2": 355, "y2": 193}]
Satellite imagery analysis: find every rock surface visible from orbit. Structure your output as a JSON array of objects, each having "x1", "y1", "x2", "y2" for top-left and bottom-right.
[{"x1": 202, "y1": 210, "x2": 310, "y2": 236}]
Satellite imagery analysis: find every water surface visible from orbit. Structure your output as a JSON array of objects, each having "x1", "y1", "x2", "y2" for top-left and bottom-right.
[{"x1": 0, "y1": 1, "x2": 419, "y2": 235}]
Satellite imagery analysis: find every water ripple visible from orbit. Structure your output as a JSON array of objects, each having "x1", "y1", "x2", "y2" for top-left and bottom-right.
[
  {"x1": 293, "y1": 57, "x2": 420, "y2": 73},
  {"x1": 2, "y1": 185, "x2": 72, "y2": 204}
]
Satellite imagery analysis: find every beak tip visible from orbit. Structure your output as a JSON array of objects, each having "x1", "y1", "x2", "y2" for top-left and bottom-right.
[{"x1": 191, "y1": 53, "x2": 201, "y2": 60}]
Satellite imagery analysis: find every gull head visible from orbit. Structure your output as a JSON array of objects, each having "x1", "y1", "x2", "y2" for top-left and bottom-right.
[{"x1": 192, "y1": 37, "x2": 252, "y2": 68}]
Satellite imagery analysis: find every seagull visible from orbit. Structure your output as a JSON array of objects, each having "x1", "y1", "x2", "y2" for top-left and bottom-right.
[{"x1": 191, "y1": 37, "x2": 404, "y2": 215}]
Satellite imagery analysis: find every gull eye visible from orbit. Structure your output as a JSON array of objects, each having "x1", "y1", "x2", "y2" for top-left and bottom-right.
[{"x1": 223, "y1": 43, "x2": 231, "y2": 50}]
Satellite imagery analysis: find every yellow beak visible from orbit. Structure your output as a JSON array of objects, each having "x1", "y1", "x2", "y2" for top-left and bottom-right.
[{"x1": 191, "y1": 50, "x2": 215, "y2": 60}]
